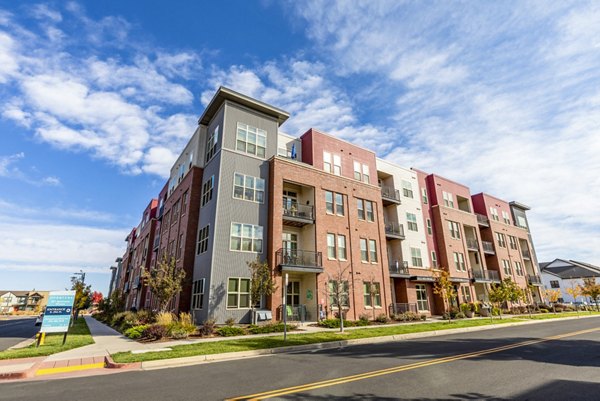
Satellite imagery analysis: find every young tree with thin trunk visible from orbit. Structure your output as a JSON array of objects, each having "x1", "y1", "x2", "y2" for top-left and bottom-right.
[
  {"x1": 565, "y1": 279, "x2": 583, "y2": 315},
  {"x1": 324, "y1": 263, "x2": 351, "y2": 332},
  {"x1": 142, "y1": 255, "x2": 186, "y2": 312},
  {"x1": 543, "y1": 289, "x2": 561, "y2": 313},
  {"x1": 71, "y1": 277, "x2": 91, "y2": 320},
  {"x1": 247, "y1": 258, "x2": 276, "y2": 324},
  {"x1": 581, "y1": 278, "x2": 600, "y2": 311},
  {"x1": 433, "y1": 270, "x2": 457, "y2": 322}
]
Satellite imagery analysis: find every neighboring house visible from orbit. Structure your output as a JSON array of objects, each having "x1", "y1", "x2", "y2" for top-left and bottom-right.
[
  {"x1": 0, "y1": 290, "x2": 49, "y2": 313},
  {"x1": 540, "y1": 259, "x2": 600, "y2": 303}
]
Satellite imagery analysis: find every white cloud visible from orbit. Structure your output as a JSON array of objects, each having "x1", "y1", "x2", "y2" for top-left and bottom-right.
[{"x1": 30, "y1": 4, "x2": 62, "y2": 23}]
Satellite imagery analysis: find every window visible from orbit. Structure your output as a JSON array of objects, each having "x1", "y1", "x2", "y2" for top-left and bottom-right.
[
  {"x1": 515, "y1": 261, "x2": 523, "y2": 276},
  {"x1": 333, "y1": 154, "x2": 341, "y2": 176},
  {"x1": 177, "y1": 233, "x2": 184, "y2": 258},
  {"x1": 426, "y1": 219, "x2": 432, "y2": 235},
  {"x1": 363, "y1": 282, "x2": 381, "y2": 307},
  {"x1": 337, "y1": 235, "x2": 347, "y2": 260},
  {"x1": 323, "y1": 152, "x2": 332, "y2": 173},
  {"x1": 369, "y1": 239, "x2": 378, "y2": 263},
  {"x1": 230, "y1": 223, "x2": 263, "y2": 253},
  {"x1": 550, "y1": 280, "x2": 560, "y2": 288},
  {"x1": 233, "y1": 173, "x2": 265, "y2": 203},
  {"x1": 431, "y1": 251, "x2": 438, "y2": 268},
  {"x1": 327, "y1": 233, "x2": 336, "y2": 259},
  {"x1": 490, "y1": 207, "x2": 499, "y2": 221},
  {"x1": 502, "y1": 259, "x2": 512, "y2": 275},
  {"x1": 453, "y1": 252, "x2": 466, "y2": 272},
  {"x1": 460, "y1": 286, "x2": 472, "y2": 303},
  {"x1": 357, "y1": 199, "x2": 364, "y2": 220},
  {"x1": 411, "y1": 247, "x2": 423, "y2": 267},
  {"x1": 416, "y1": 284, "x2": 429, "y2": 311},
  {"x1": 191, "y1": 279, "x2": 204, "y2": 309},
  {"x1": 360, "y1": 238, "x2": 368, "y2": 262},
  {"x1": 516, "y1": 215, "x2": 528, "y2": 228},
  {"x1": 328, "y1": 280, "x2": 349, "y2": 307},
  {"x1": 172, "y1": 200, "x2": 180, "y2": 223},
  {"x1": 406, "y1": 213, "x2": 418, "y2": 231},
  {"x1": 508, "y1": 235, "x2": 518, "y2": 250},
  {"x1": 196, "y1": 225, "x2": 209, "y2": 254},
  {"x1": 335, "y1": 193, "x2": 344, "y2": 216},
  {"x1": 448, "y1": 221, "x2": 461, "y2": 239},
  {"x1": 325, "y1": 191, "x2": 334, "y2": 214},
  {"x1": 502, "y1": 211, "x2": 511, "y2": 225},
  {"x1": 357, "y1": 199, "x2": 374, "y2": 221},
  {"x1": 443, "y1": 191, "x2": 454, "y2": 208},
  {"x1": 496, "y1": 232, "x2": 506, "y2": 248},
  {"x1": 182, "y1": 191, "x2": 188, "y2": 215},
  {"x1": 362, "y1": 164, "x2": 370, "y2": 183},
  {"x1": 353, "y1": 161, "x2": 361, "y2": 181},
  {"x1": 206, "y1": 125, "x2": 219, "y2": 162},
  {"x1": 422, "y1": 188, "x2": 428, "y2": 204},
  {"x1": 365, "y1": 200, "x2": 374, "y2": 221},
  {"x1": 402, "y1": 180, "x2": 414, "y2": 198},
  {"x1": 227, "y1": 278, "x2": 250, "y2": 309},
  {"x1": 201, "y1": 176, "x2": 214, "y2": 206},
  {"x1": 236, "y1": 123, "x2": 267, "y2": 158}
]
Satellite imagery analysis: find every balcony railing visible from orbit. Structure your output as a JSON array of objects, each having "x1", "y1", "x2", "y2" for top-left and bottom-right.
[
  {"x1": 389, "y1": 260, "x2": 410, "y2": 276},
  {"x1": 466, "y1": 239, "x2": 479, "y2": 251},
  {"x1": 277, "y1": 304, "x2": 318, "y2": 322},
  {"x1": 276, "y1": 248, "x2": 323, "y2": 271},
  {"x1": 481, "y1": 241, "x2": 495, "y2": 254},
  {"x1": 471, "y1": 269, "x2": 500, "y2": 282},
  {"x1": 385, "y1": 221, "x2": 405, "y2": 239},
  {"x1": 476, "y1": 214, "x2": 490, "y2": 227},
  {"x1": 282, "y1": 203, "x2": 314, "y2": 226},
  {"x1": 527, "y1": 274, "x2": 542, "y2": 286},
  {"x1": 380, "y1": 186, "x2": 401, "y2": 205},
  {"x1": 522, "y1": 249, "x2": 531, "y2": 259},
  {"x1": 389, "y1": 303, "x2": 418, "y2": 315}
]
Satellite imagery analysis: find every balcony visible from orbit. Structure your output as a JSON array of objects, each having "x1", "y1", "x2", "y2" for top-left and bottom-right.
[
  {"x1": 527, "y1": 274, "x2": 543, "y2": 286},
  {"x1": 522, "y1": 249, "x2": 531, "y2": 260},
  {"x1": 389, "y1": 303, "x2": 418, "y2": 315},
  {"x1": 389, "y1": 260, "x2": 410, "y2": 278},
  {"x1": 381, "y1": 186, "x2": 401, "y2": 206},
  {"x1": 471, "y1": 269, "x2": 500, "y2": 283},
  {"x1": 282, "y1": 203, "x2": 314, "y2": 227},
  {"x1": 476, "y1": 214, "x2": 490, "y2": 227},
  {"x1": 385, "y1": 221, "x2": 405, "y2": 240},
  {"x1": 482, "y1": 241, "x2": 495, "y2": 255},
  {"x1": 276, "y1": 248, "x2": 323, "y2": 273},
  {"x1": 466, "y1": 239, "x2": 479, "y2": 251}
]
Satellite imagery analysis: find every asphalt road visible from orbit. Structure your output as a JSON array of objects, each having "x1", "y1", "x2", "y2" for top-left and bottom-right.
[
  {"x1": 1, "y1": 316, "x2": 599, "y2": 400},
  {"x1": 0, "y1": 317, "x2": 37, "y2": 351}
]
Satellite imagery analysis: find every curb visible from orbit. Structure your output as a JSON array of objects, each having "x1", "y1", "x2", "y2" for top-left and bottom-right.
[
  {"x1": 104, "y1": 355, "x2": 141, "y2": 370},
  {"x1": 138, "y1": 314, "x2": 600, "y2": 371},
  {"x1": 0, "y1": 359, "x2": 44, "y2": 380}
]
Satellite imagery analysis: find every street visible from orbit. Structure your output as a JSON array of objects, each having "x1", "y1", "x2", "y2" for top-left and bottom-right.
[
  {"x1": 0, "y1": 317, "x2": 37, "y2": 351},
  {"x1": 1, "y1": 317, "x2": 599, "y2": 400}
]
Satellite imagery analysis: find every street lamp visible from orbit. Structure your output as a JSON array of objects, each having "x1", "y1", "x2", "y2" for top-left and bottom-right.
[{"x1": 72, "y1": 269, "x2": 86, "y2": 285}]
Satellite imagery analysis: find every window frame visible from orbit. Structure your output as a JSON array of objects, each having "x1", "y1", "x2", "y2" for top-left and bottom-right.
[
  {"x1": 233, "y1": 172, "x2": 265, "y2": 204},
  {"x1": 196, "y1": 225, "x2": 210, "y2": 255},
  {"x1": 191, "y1": 279, "x2": 205, "y2": 310},
  {"x1": 236, "y1": 123, "x2": 267, "y2": 158},
  {"x1": 206, "y1": 125, "x2": 219, "y2": 162},
  {"x1": 230, "y1": 223, "x2": 263, "y2": 253},
  {"x1": 201, "y1": 175, "x2": 215, "y2": 207},
  {"x1": 227, "y1": 277, "x2": 251, "y2": 309}
]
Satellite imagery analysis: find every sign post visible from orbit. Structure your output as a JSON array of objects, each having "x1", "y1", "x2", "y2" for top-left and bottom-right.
[
  {"x1": 283, "y1": 273, "x2": 288, "y2": 342},
  {"x1": 38, "y1": 291, "x2": 76, "y2": 347}
]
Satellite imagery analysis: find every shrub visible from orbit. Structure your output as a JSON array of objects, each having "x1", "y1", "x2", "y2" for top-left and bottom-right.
[
  {"x1": 225, "y1": 317, "x2": 236, "y2": 327},
  {"x1": 155, "y1": 312, "x2": 175, "y2": 326},
  {"x1": 216, "y1": 326, "x2": 247, "y2": 337},
  {"x1": 170, "y1": 328, "x2": 191, "y2": 339},
  {"x1": 200, "y1": 318, "x2": 216, "y2": 336},
  {"x1": 318, "y1": 319, "x2": 352, "y2": 328},
  {"x1": 375, "y1": 314, "x2": 390, "y2": 324},
  {"x1": 135, "y1": 310, "x2": 155, "y2": 325},
  {"x1": 492, "y1": 307, "x2": 501, "y2": 316},
  {"x1": 460, "y1": 303, "x2": 471, "y2": 314},
  {"x1": 124, "y1": 325, "x2": 149, "y2": 339},
  {"x1": 540, "y1": 308, "x2": 549, "y2": 313},
  {"x1": 142, "y1": 324, "x2": 168, "y2": 340},
  {"x1": 456, "y1": 312, "x2": 466, "y2": 319},
  {"x1": 404, "y1": 312, "x2": 419, "y2": 321},
  {"x1": 358, "y1": 314, "x2": 370, "y2": 324},
  {"x1": 555, "y1": 308, "x2": 563, "y2": 313},
  {"x1": 111, "y1": 311, "x2": 130, "y2": 328},
  {"x1": 420, "y1": 314, "x2": 427, "y2": 321}
]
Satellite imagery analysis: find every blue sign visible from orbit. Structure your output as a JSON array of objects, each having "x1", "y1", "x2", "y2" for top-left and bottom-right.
[{"x1": 40, "y1": 291, "x2": 76, "y2": 333}]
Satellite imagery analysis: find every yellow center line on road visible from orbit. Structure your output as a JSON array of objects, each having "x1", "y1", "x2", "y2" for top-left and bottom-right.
[{"x1": 226, "y1": 326, "x2": 600, "y2": 401}]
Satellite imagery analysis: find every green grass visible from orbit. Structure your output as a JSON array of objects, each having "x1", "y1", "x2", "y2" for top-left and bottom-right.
[
  {"x1": 518, "y1": 311, "x2": 600, "y2": 320},
  {"x1": 112, "y1": 317, "x2": 526, "y2": 363},
  {"x1": 0, "y1": 317, "x2": 94, "y2": 360}
]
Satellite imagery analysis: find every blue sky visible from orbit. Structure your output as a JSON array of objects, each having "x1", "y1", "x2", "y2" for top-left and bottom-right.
[{"x1": 1, "y1": 1, "x2": 599, "y2": 295}]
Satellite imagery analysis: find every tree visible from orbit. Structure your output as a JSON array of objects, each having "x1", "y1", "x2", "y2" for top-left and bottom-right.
[
  {"x1": 581, "y1": 278, "x2": 600, "y2": 311},
  {"x1": 324, "y1": 263, "x2": 351, "y2": 332},
  {"x1": 488, "y1": 278, "x2": 521, "y2": 319},
  {"x1": 91, "y1": 291, "x2": 103, "y2": 306},
  {"x1": 364, "y1": 273, "x2": 380, "y2": 320},
  {"x1": 71, "y1": 276, "x2": 91, "y2": 320},
  {"x1": 247, "y1": 258, "x2": 276, "y2": 324},
  {"x1": 565, "y1": 279, "x2": 583, "y2": 315},
  {"x1": 142, "y1": 255, "x2": 186, "y2": 312},
  {"x1": 433, "y1": 270, "x2": 457, "y2": 322},
  {"x1": 543, "y1": 289, "x2": 561, "y2": 313}
]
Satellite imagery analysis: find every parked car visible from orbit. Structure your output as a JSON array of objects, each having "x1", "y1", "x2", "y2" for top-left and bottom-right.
[{"x1": 34, "y1": 312, "x2": 44, "y2": 326}]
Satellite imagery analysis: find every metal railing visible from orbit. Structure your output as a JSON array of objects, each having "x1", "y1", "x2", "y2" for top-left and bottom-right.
[
  {"x1": 471, "y1": 269, "x2": 500, "y2": 282},
  {"x1": 389, "y1": 260, "x2": 410, "y2": 275},
  {"x1": 476, "y1": 214, "x2": 489, "y2": 226},
  {"x1": 380, "y1": 186, "x2": 401, "y2": 203},
  {"x1": 277, "y1": 304, "x2": 319, "y2": 322},
  {"x1": 385, "y1": 221, "x2": 405, "y2": 238},
  {"x1": 276, "y1": 248, "x2": 322, "y2": 268},
  {"x1": 389, "y1": 303, "x2": 418, "y2": 315},
  {"x1": 466, "y1": 239, "x2": 479, "y2": 251},
  {"x1": 527, "y1": 274, "x2": 542, "y2": 285},
  {"x1": 481, "y1": 241, "x2": 495, "y2": 253},
  {"x1": 282, "y1": 203, "x2": 314, "y2": 220}
]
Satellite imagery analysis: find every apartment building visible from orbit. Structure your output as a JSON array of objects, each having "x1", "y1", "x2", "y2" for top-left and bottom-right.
[{"x1": 114, "y1": 86, "x2": 544, "y2": 323}]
